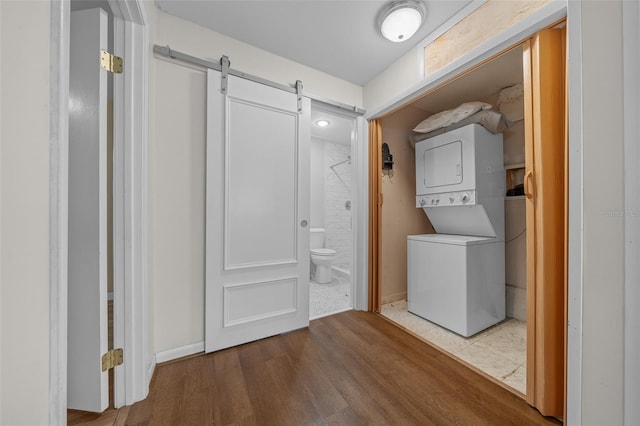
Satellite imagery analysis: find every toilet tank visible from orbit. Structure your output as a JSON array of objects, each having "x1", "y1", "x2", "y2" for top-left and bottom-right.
[{"x1": 310, "y1": 228, "x2": 325, "y2": 249}]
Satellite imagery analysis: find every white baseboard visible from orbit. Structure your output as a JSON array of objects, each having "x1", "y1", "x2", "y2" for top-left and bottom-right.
[
  {"x1": 146, "y1": 357, "x2": 156, "y2": 391},
  {"x1": 155, "y1": 341, "x2": 204, "y2": 364}
]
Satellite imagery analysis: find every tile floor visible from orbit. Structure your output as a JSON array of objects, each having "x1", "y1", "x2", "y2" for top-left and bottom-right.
[
  {"x1": 381, "y1": 299, "x2": 526, "y2": 394},
  {"x1": 310, "y1": 274, "x2": 351, "y2": 319}
]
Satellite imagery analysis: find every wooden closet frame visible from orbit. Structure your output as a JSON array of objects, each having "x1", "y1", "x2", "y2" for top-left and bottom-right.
[{"x1": 368, "y1": 23, "x2": 567, "y2": 420}]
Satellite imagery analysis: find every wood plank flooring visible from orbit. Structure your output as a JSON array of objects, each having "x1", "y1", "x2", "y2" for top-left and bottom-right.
[{"x1": 70, "y1": 311, "x2": 561, "y2": 425}]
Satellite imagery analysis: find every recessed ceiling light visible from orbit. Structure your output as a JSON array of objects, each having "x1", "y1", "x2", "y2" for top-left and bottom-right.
[
  {"x1": 316, "y1": 119, "x2": 330, "y2": 128},
  {"x1": 377, "y1": 0, "x2": 426, "y2": 43}
]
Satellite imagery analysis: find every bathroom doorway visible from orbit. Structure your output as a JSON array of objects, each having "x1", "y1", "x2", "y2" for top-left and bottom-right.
[{"x1": 309, "y1": 103, "x2": 357, "y2": 319}]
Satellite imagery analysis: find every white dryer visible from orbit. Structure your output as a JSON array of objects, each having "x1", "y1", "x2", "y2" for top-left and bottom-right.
[{"x1": 408, "y1": 124, "x2": 505, "y2": 336}]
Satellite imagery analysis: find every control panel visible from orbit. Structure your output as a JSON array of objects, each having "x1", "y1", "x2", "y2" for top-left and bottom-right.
[{"x1": 416, "y1": 190, "x2": 476, "y2": 208}]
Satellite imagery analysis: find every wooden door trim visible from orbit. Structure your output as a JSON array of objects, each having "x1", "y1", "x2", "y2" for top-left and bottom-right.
[
  {"x1": 525, "y1": 27, "x2": 567, "y2": 417},
  {"x1": 523, "y1": 37, "x2": 537, "y2": 402},
  {"x1": 368, "y1": 120, "x2": 382, "y2": 312},
  {"x1": 562, "y1": 26, "x2": 569, "y2": 422}
]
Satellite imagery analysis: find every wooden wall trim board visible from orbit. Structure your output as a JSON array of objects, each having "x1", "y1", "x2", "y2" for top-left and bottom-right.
[
  {"x1": 368, "y1": 120, "x2": 382, "y2": 312},
  {"x1": 524, "y1": 28, "x2": 567, "y2": 418},
  {"x1": 423, "y1": 0, "x2": 550, "y2": 77},
  {"x1": 562, "y1": 26, "x2": 569, "y2": 422},
  {"x1": 523, "y1": 38, "x2": 537, "y2": 402}
]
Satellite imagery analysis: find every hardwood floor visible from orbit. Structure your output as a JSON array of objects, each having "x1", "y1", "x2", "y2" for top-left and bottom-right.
[{"x1": 69, "y1": 311, "x2": 561, "y2": 425}]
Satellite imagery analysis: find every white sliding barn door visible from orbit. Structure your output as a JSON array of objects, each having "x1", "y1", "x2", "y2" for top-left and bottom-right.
[
  {"x1": 67, "y1": 8, "x2": 109, "y2": 412},
  {"x1": 205, "y1": 71, "x2": 311, "y2": 352}
]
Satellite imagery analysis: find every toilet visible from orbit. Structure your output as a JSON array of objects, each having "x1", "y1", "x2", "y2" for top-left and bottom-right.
[{"x1": 310, "y1": 228, "x2": 337, "y2": 284}]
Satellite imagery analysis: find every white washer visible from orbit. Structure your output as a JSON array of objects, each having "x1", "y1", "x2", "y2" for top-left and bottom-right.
[{"x1": 407, "y1": 234, "x2": 505, "y2": 337}]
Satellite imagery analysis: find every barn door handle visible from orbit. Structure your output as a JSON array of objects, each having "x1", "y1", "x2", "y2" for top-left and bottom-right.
[{"x1": 524, "y1": 170, "x2": 534, "y2": 199}]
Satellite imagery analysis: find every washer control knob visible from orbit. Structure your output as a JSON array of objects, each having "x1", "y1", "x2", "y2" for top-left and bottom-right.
[
  {"x1": 460, "y1": 193, "x2": 469, "y2": 202},
  {"x1": 419, "y1": 198, "x2": 426, "y2": 206}
]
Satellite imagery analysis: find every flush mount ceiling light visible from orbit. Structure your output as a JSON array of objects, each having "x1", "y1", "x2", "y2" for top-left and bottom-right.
[
  {"x1": 315, "y1": 119, "x2": 330, "y2": 127},
  {"x1": 377, "y1": 0, "x2": 426, "y2": 43}
]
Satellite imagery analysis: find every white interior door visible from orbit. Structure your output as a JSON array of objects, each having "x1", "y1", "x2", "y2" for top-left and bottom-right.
[
  {"x1": 68, "y1": 8, "x2": 109, "y2": 412},
  {"x1": 205, "y1": 70, "x2": 310, "y2": 352}
]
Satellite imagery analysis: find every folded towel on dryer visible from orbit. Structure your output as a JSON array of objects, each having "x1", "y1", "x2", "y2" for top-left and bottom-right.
[
  {"x1": 412, "y1": 101, "x2": 492, "y2": 133},
  {"x1": 409, "y1": 109, "x2": 511, "y2": 148}
]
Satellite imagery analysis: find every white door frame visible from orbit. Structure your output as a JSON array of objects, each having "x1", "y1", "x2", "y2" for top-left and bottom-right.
[
  {"x1": 108, "y1": 0, "x2": 152, "y2": 409},
  {"x1": 353, "y1": 115, "x2": 369, "y2": 311},
  {"x1": 623, "y1": 1, "x2": 640, "y2": 423},
  {"x1": 49, "y1": 0, "x2": 150, "y2": 423}
]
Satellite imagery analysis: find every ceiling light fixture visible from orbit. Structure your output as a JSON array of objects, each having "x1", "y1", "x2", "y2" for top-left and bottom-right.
[
  {"x1": 377, "y1": 0, "x2": 426, "y2": 43},
  {"x1": 315, "y1": 119, "x2": 330, "y2": 127}
]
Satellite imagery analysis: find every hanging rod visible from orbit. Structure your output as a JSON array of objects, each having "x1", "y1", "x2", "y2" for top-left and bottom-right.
[
  {"x1": 153, "y1": 45, "x2": 366, "y2": 116},
  {"x1": 330, "y1": 156, "x2": 351, "y2": 170}
]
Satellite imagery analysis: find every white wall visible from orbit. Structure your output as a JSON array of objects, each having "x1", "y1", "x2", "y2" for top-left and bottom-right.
[
  {"x1": 149, "y1": 8, "x2": 364, "y2": 356},
  {"x1": 363, "y1": 48, "x2": 421, "y2": 112},
  {"x1": 574, "y1": 1, "x2": 625, "y2": 423},
  {"x1": 622, "y1": 2, "x2": 640, "y2": 424},
  {"x1": 0, "y1": 1, "x2": 51, "y2": 424},
  {"x1": 323, "y1": 141, "x2": 352, "y2": 270},
  {"x1": 152, "y1": 9, "x2": 362, "y2": 109},
  {"x1": 310, "y1": 139, "x2": 325, "y2": 228}
]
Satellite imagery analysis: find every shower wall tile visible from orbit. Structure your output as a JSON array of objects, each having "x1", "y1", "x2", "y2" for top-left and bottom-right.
[{"x1": 324, "y1": 142, "x2": 352, "y2": 270}]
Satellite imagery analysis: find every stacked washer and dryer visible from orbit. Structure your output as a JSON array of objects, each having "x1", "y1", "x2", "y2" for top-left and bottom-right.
[{"x1": 408, "y1": 124, "x2": 505, "y2": 337}]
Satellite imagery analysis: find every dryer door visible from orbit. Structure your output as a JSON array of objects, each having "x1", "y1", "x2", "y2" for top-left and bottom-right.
[{"x1": 414, "y1": 125, "x2": 477, "y2": 197}]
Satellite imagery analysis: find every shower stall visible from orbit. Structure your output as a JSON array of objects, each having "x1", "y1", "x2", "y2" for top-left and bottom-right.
[{"x1": 326, "y1": 151, "x2": 352, "y2": 276}]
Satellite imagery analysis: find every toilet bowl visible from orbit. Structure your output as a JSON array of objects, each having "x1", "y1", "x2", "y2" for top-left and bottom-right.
[
  {"x1": 310, "y1": 228, "x2": 337, "y2": 284},
  {"x1": 310, "y1": 248, "x2": 337, "y2": 284}
]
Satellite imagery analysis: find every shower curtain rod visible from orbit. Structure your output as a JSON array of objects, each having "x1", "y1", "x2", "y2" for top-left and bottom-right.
[
  {"x1": 153, "y1": 45, "x2": 366, "y2": 116},
  {"x1": 330, "y1": 156, "x2": 351, "y2": 169}
]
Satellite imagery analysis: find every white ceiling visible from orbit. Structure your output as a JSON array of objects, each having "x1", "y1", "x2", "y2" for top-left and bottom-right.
[
  {"x1": 154, "y1": 0, "x2": 474, "y2": 86},
  {"x1": 74, "y1": 0, "x2": 519, "y2": 141},
  {"x1": 311, "y1": 107, "x2": 354, "y2": 144},
  {"x1": 309, "y1": 45, "x2": 524, "y2": 144},
  {"x1": 410, "y1": 44, "x2": 524, "y2": 114}
]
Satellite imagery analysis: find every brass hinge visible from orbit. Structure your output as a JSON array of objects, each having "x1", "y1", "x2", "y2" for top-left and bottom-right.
[
  {"x1": 100, "y1": 50, "x2": 123, "y2": 74},
  {"x1": 101, "y1": 348, "x2": 124, "y2": 372}
]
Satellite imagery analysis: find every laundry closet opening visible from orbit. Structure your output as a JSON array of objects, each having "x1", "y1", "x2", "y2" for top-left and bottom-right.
[
  {"x1": 370, "y1": 23, "x2": 567, "y2": 418},
  {"x1": 374, "y1": 44, "x2": 528, "y2": 394}
]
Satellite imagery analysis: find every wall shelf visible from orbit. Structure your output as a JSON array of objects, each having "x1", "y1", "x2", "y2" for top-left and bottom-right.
[{"x1": 505, "y1": 162, "x2": 526, "y2": 170}]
